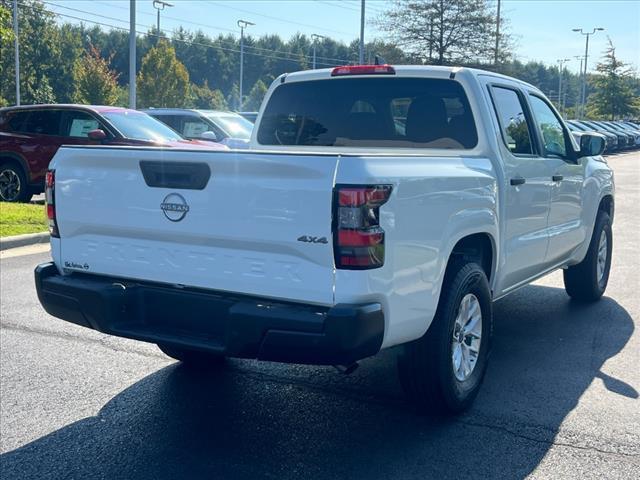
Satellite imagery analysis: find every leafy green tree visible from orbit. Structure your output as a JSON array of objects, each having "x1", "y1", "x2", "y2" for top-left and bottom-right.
[
  {"x1": 0, "y1": 2, "x2": 12, "y2": 105},
  {"x1": 115, "y1": 85, "x2": 129, "y2": 107},
  {"x1": 586, "y1": 39, "x2": 640, "y2": 120},
  {"x1": 27, "y1": 75, "x2": 55, "y2": 103},
  {"x1": 137, "y1": 40, "x2": 190, "y2": 108},
  {"x1": 50, "y1": 24, "x2": 83, "y2": 103},
  {"x1": 0, "y1": 0, "x2": 60, "y2": 104},
  {"x1": 0, "y1": 2, "x2": 12, "y2": 43},
  {"x1": 190, "y1": 81, "x2": 227, "y2": 110},
  {"x1": 244, "y1": 79, "x2": 268, "y2": 111},
  {"x1": 73, "y1": 45, "x2": 120, "y2": 105},
  {"x1": 378, "y1": 0, "x2": 511, "y2": 65}
]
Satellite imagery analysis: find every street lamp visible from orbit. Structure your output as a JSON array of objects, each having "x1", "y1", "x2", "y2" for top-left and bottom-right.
[
  {"x1": 557, "y1": 58, "x2": 571, "y2": 116},
  {"x1": 129, "y1": 0, "x2": 136, "y2": 109},
  {"x1": 311, "y1": 33, "x2": 326, "y2": 69},
  {"x1": 237, "y1": 19, "x2": 255, "y2": 111},
  {"x1": 494, "y1": 0, "x2": 501, "y2": 65},
  {"x1": 359, "y1": 0, "x2": 365, "y2": 64},
  {"x1": 152, "y1": 0, "x2": 173, "y2": 41},
  {"x1": 572, "y1": 27, "x2": 604, "y2": 118},
  {"x1": 12, "y1": 0, "x2": 19, "y2": 105}
]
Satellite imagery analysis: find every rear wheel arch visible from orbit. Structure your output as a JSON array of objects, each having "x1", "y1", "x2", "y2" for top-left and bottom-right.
[
  {"x1": 447, "y1": 232, "x2": 495, "y2": 287},
  {"x1": 0, "y1": 153, "x2": 30, "y2": 182},
  {"x1": 0, "y1": 156, "x2": 31, "y2": 202}
]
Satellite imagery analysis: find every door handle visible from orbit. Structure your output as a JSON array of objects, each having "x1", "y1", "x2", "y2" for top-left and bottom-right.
[
  {"x1": 552, "y1": 175, "x2": 564, "y2": 182},
  {"x1": 510, "y1": 177, "x2": 526, "y2": 186}
]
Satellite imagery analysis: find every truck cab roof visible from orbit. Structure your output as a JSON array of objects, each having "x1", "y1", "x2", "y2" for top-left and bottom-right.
[{"x1": 279, "y1": 65, "x2": 539, "y2": 93}]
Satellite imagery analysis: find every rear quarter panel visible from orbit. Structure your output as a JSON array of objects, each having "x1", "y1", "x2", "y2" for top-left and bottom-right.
[{"x1": 334, "y1": 155, "x2": 498, "y2": 348}]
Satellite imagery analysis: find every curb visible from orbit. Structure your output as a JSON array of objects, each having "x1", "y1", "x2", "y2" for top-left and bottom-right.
[{"x1": 0, "y1": 232, "x2": 50, "y2": 251}]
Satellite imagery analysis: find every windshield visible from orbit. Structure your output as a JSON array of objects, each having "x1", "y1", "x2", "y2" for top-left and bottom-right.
[
  {"x1": 206, "y1": 114, "x2": 253, "y2": 140},
  {"x1": 102, "y1": 111, "x2": 183, "y2": 142},
  {"x1": 257, "y1": 77, "x2": 478, "y2": 149}
]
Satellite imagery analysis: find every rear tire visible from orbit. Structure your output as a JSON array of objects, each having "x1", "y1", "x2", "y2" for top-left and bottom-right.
[
  {"x1": 563, "y1": 212, "x2": 612, "y2": 302},
  {"x1": 0, "y1": 161, "x2": 31, "y2": 203},
  {"x1": 157, "y1": 343, "x2": 225, "y2": 368},
  {"x1": 398, "y1": 262, "x2": 492, "y2": 414}
]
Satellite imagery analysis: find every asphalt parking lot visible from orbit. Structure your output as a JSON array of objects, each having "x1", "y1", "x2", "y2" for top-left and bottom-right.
[{"x1": 1, "y1": 152, "x2": 638, "y2": 479}]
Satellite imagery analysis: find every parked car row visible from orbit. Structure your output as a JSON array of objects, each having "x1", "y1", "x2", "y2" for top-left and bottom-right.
[
  {"x1": 144, "y1": 108, "x2": 254, "y2": 143},
  {"x1": 0, "y1": 105, "x2": 255, "y2": 202},
  {"x1": 566, "y1": 119, "x2": 640, "y2": 153}
]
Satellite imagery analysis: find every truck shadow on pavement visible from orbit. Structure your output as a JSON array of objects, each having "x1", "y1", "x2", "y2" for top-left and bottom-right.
[{"x1": 1, "y1": 285, "x2": 636, "y2": 479}]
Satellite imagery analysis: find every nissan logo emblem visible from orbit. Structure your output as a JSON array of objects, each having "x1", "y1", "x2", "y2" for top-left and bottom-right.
[{"x1": 160, "y1": 193, "x2": 189, "y2": 222}]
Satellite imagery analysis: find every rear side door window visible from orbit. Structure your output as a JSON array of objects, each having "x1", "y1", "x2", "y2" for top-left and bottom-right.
[
  {"x1": 1, "y1": 111, "x2": 30, "y2": 133},
  {"x1": 22, "y1": 110, "x2": 63, "y2": 136},
  {"x1": 490, "y1": 86, "x2": 534, "y2": 155},
  {"x1": 528, "y1": 95, "x2": 569, "y2": 159}
]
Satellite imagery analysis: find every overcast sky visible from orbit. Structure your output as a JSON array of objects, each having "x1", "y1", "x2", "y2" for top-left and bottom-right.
[{"x1": 45, "y1": 0, "x2": 640, "y2": 72}]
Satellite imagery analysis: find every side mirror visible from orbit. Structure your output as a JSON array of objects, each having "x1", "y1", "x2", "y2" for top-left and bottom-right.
[
  {"x1": 88, "y1": 129, "x2": 107, "y2": 141},
  {"x1": 579, "y1": 133, "x2": 606, "y2": 157},
  {"x1": 199, "y1": 131, "x2": 219, "y2": 142}
]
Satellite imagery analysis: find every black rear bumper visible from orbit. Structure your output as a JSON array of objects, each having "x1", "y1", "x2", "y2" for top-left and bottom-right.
[{"x1": 34, "y1": 262, "x2": 384, "y2": 365}]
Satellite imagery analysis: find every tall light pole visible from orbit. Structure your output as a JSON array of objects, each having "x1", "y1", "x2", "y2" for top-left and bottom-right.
[
  {"x1": 557, "y1": 58, "x2": 570, "y2": 116},
  {"x1": 311, "y1": 33, "x2": 325, "y2": 69},
  {"x1": 359, "y1": 0, "x2": 365, "y2": 64},
  {"x1": 129, "y1": 0, "x2": 136, "y2": 109},
  {"x1": 12, "y1": 0, "x2": 20, "y2": 105},
  {"x1": 237, "y1": 19, "x2": 255, "y2": 111},
  {"x1": 572, "y1": 27, "x2": 604, "y2": 119},
  {"x1": 573, "y1": 55, "x2": 584, "y2": 118},
  {"x1": 152, "y1": 0, "x2": 173, "y2": 42},
  {"x1": 494, "y1": 0, "x2": 501, "y2": 65}
]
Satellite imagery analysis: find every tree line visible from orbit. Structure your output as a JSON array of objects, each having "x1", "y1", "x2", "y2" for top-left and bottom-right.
[{"x1": 0, "y1": 0, "x2": 638, "y2": 119}]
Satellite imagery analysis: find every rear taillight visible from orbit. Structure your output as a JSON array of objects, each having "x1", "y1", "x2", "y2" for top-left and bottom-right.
[
  {"x1": 45, "y1": 170, "x2": 59, "y2": 238},
  {"x1": 333, "y1": 185, "x2": 392, "y2": 269}
]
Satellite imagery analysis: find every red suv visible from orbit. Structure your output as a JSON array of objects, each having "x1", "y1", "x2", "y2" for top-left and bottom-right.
[{"x1": 0, "y1": 104, "x2": 225, "y2": 202}]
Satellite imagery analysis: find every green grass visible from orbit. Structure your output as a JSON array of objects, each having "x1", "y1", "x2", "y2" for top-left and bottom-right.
[{"x1": 0, "y1": 202, "x2": 49, "y2": 237}]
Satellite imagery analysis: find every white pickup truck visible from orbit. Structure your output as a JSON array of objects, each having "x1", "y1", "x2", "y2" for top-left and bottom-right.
[{"x1": 35, "y1": 65, "x2": 614, "y2": 413}]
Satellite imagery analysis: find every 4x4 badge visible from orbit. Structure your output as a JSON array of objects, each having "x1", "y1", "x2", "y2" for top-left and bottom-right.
[{"x1": 297, "y1": 235, "x2": 328, "y2": 244}]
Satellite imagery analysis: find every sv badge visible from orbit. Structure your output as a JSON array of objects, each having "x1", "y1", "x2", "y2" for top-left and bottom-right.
[{"x1": 297, "y1": 235, "x2": 328, "y2": 244}]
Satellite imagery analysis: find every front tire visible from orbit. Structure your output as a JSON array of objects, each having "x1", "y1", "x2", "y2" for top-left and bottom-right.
[
  {"x1": 563, "y1": 211, "x2": 612, "y2": 302},
  {"x1": 157, "y1": 343, "x2": 225, "y2": 368},
  {"x1": 398, "y1": 262, "x2": 492, "y2": 414},
  {"x1": 0, "y1": 162, "x2": 31, "y2": 203}
]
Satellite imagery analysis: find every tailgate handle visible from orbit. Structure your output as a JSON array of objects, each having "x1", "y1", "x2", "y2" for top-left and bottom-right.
[{"x1": 140, "y1": 161, "x2": 211, "y2": 190}]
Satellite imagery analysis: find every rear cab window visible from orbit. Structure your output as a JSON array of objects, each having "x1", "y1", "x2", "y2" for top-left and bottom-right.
[{"x1": 257, "y1": 77, "x2": 478, "y2": 149}]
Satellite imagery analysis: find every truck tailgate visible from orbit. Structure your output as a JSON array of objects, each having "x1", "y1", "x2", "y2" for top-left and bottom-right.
[{"x1": 53, "y1": 147, "x2": 338, "y2": 305}]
